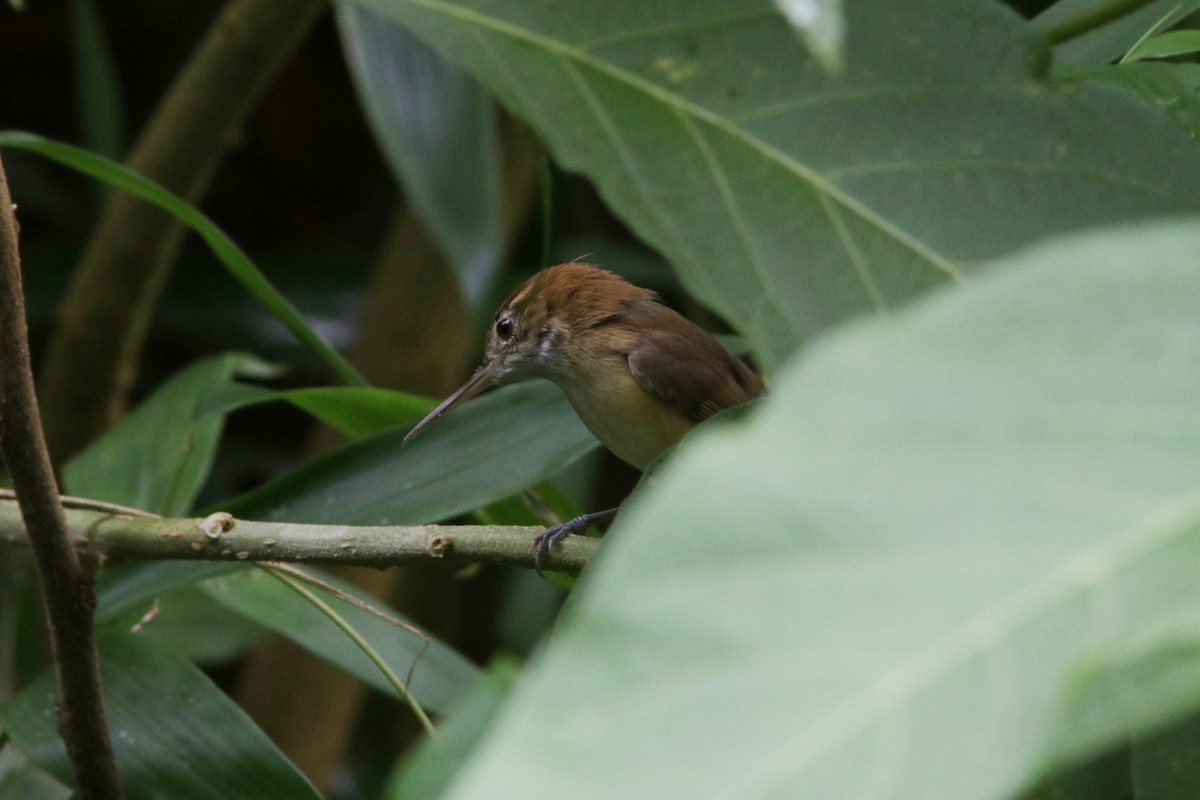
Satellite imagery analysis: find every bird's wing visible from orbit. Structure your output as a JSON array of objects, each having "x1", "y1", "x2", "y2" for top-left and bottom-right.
[{"x1": 624, "y1": 301, "x2": 764, "y2": 424}]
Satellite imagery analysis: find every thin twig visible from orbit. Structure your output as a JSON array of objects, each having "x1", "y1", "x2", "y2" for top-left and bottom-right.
[
  {"x1": 0, "y1": 488, "x2": 158, "y2": 518},
  {"x1": 0, "y1": 153, "x2": 124, "y2": 798}
]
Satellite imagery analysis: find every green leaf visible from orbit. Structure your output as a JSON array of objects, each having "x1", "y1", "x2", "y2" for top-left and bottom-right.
[
  {"x1": 200, "y1": 383, "x2": 434, "y2": 439},
  {"x1": 202, "y1": 567, "x2": 477, "y2": 711},
  {"x1": 0, "y1": 752, "x2": 73, "y2": 800},
  {"x1": 338, "y1": 3, "x2": 504, "y2": 307},
  {"x1": 1132, "y1": 712, "x2": 1200, "y2": 798},
  {"x1": 102, "y1": 585, "x2": 266, "y2": 665},
  {"x1": 347, "y1": 0, "x2": 1200, "y2": 370},
  {"x1": 1020, "y1": 748, "x2": 1130, "y2": 800},
  {"x1": 69, "y1": 0, "x2": 124, "y2": 158},
  {"x1": 274, "y1": 387, "x2": 432, "y2": 437},
  {"x1": 1034, "y1": 0, "x2": 1200, "y2": 65},
  {"x1": 94, "y1": 562, "x2": 246, "y2": 623},
  {"x1": 1125, "y1": 28, "x2": 1200, "y2": 61},
  {"x1": 261, "y1": 566, "x2": 436, "y2": 734},
  {"x1": 223, "y1": 381, "x2": 598, "y2": 524},
  {"x1": 437, "y1": 219, "x2": 1200, "y2": 800},
  {"x1": 0, "y1": 633, "x2": 320, "y2": 800},
  {"x1": 62, "y1": 353, "x2": 258, "y2": 516},
  {"x1": 385, "y1": 662, "x2": 517, "y2": 800},
  {"x1": 0, "y1": 131, "x2": 366, "y2": 387},
  {"x1": 1086, "y1": 61, "x2": 1200, "y2": 140}
]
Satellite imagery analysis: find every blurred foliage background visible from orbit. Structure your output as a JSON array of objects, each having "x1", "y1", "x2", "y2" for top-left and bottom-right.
[{"x1": 2, "y1": 0, "x2": 1200, "y2": 798}]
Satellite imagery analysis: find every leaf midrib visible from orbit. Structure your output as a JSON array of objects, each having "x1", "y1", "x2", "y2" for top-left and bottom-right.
[{"x1": 391, "y1": 0, "x2": 966, "y2": 285}]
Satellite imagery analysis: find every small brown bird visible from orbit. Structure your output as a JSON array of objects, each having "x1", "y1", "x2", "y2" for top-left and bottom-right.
[{"x1": 404, "y1": 263, "x2": 765, "y2": 563}]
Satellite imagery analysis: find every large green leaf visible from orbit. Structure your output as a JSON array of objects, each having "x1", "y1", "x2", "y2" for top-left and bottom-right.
[
  {"x1": 436, "y1": 220, "x2": 1200, "y2": 800},
  {"x1": 338, "y1": 3, "x2": 504, "y2": 307},
  {"x1": 202, "y1": 567, "x2": 477, "y2": 711},
  {"x1": 224, "y1": 381, "x2": 597, "y2": 524},
  {"x1": 348, "y1": 0, "x2": 1200, "y2": 370},
  {"x1": 62, "y1": 353, "x2": 260, "y2": 516},
  {"x1": 1091, "y1": 61, "x2": 1200, "y2": 141},
  {"x1": 0, "y1": 633, "x2": 320, "y2": 800}
]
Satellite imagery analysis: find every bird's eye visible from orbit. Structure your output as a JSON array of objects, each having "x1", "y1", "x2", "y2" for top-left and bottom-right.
[{"x1": 494, "y1": 315, "x2": 515, "y2": 340}]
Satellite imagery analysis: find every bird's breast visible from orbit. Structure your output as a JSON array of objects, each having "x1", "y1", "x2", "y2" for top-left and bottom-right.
[{"x1": 555, "y1": 366, "x2": 695, "y2": 470}]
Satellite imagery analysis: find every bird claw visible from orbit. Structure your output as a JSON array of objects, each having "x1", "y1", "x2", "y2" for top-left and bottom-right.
[
  {"x1": 532, "y1": 522, "x2": 575, "y2": 577},
  {"x1": 530, "y1": 507, "x2": 620, "y2": 577}
]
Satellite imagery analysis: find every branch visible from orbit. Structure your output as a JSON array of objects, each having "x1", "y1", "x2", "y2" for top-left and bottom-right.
[
  {"x1": 0, "y1": 501, "x2": 598, "y2": 575},
  {"x1": 0, "y1": 154, "x2": 124, "y2": 798},
  {"x1": 39, "y1": 0, "x2": 328, "y2": 464}
]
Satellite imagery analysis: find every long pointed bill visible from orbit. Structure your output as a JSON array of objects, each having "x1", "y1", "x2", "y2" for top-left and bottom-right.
[{"x1": 403, "y1": 364, "x2": 500, "y2": 444}]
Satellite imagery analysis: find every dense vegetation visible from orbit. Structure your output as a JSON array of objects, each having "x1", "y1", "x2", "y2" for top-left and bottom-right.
[{"x1": 2, "y1": 0, "x2": 1200, "y2": 798}]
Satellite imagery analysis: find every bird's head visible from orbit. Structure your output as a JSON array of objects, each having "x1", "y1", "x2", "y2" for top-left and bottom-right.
[{"x1": 403, "y1": 263, "x2": 652, "y2": 443}]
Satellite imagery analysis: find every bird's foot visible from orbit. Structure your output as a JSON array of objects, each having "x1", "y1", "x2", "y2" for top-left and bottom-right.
[{"x1": 532, "y1": 507, "x2": 619, "y2": 576}]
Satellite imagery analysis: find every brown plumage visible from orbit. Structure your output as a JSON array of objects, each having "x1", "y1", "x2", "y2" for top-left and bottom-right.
[
  {"x1": 405, "y1": 262, "x2": 765, "y2": 565},
  {"x1": 405, "y1": 263, "x2": 764, "y2": 469}
]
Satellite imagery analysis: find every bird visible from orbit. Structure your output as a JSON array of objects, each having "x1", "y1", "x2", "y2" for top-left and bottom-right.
[{"x1": 403, "y1": 262, "x2": 765, "y2": 567}]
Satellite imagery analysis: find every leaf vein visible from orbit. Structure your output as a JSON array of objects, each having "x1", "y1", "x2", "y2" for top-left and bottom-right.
[
  {"x1": 577, "y1": 7, "x2": 777, "y2": 51},
  {"x1": 556, "y1": 56, "x2": 702, "y2": 272},
  {"x1": 672, "y1": 106, "x2": 796, "y2": 330},
  {"x1": 815, "y1": 191, "x2": 893, "y2": 311},
  {"x1": 395, "y1": 0, "x2": 965, "y2": 285}
]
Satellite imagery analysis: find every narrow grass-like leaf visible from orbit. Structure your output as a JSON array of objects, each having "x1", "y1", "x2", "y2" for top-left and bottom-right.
[
  {"x1": 202, "y1": 567, "x2": 477, "y2": 712},
  {"x1": 1035, "y1": 0, "x2": 1200, "y2": 64},
  {"x1": 264, "y1": 566, "x2": 436, "y2": 735},
  {"x1": 69, "y1": 0, "x2": 124, "y2": 158},
  {"x1": 200, "y1": 383, "x2": 434, "y2": 439},
  {"x1": 1124, "y1": 28, "x2": 1200, "y2": 60},
  {"x1": 0, "y1": 131, "x2": 366, "y2": 387}
]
